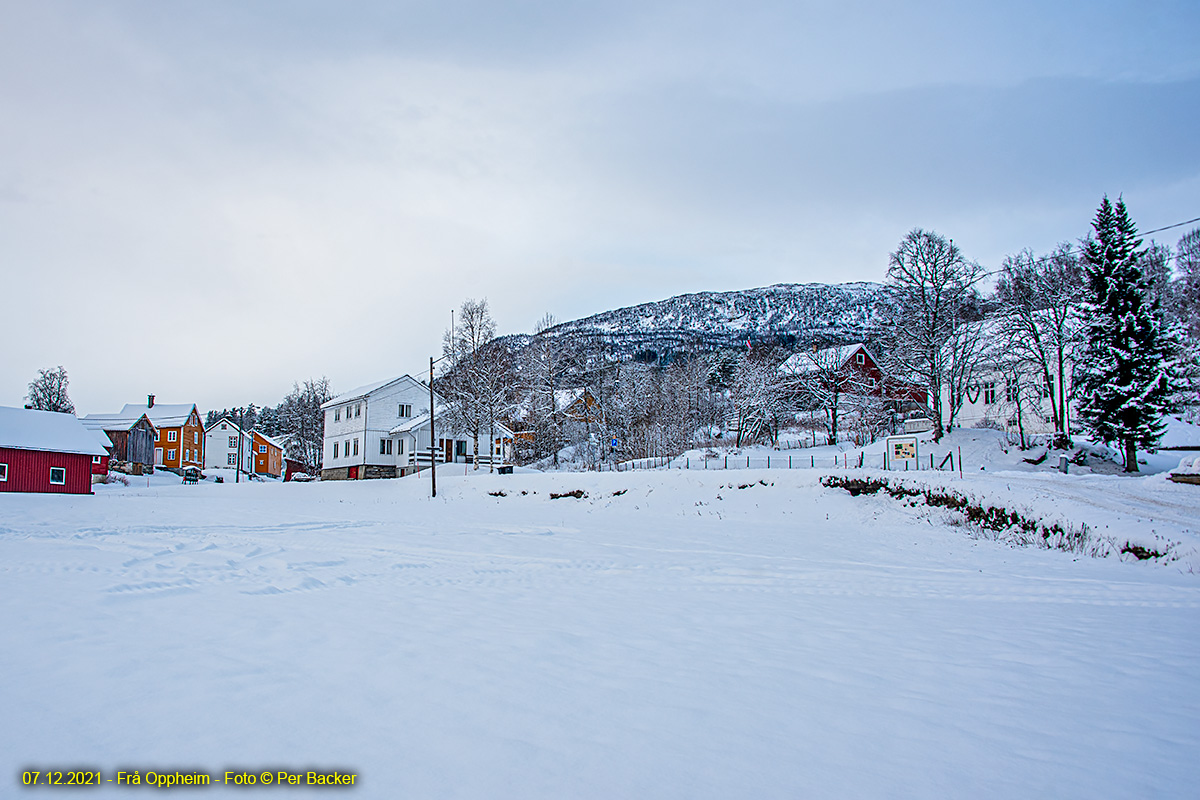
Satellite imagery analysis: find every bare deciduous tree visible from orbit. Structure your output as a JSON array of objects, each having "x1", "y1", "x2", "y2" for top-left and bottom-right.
[
  {"x1": 883, "y1": 229, "x2": 984, "y2": 441},
  {"x1": 27, "y1": 366, "x2": 75, "y2": 414},
  {"x1": 994, "y1": 245, "x2": 1083, "y2": 447}
]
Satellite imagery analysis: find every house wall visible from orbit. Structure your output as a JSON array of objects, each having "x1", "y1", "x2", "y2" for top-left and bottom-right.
[
  {"x1": 127, "y1": 421, "x2": 156, "y2": 465},
  {"x1": 0, "y1": 446, "x2": 94, "y2": 494},
  {"x1": 204, "y1": 422, "x2": 254, "y2": 471},
  {"x1": 322, "y1": 378, "x2": 433, "y2": 478},
  {"x1": 944, "y1": 365, "x2": 1075, "y2": 436},
  {"x1": 154, "y1": 413, "x2": 205, "y2": 470},
  {"x1": 251, "y1": 433, "x2": 283, "y2": 476}
]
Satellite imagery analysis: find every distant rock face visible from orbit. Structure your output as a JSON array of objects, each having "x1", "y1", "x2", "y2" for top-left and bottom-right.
[{"x1": 498, "y1": 282, "x2": 891, "y2": 362}]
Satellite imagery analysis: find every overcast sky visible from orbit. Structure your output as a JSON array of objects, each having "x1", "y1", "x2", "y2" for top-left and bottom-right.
[{"x1": 3, "y1": 0, "x2": 1198, "y2": 414}]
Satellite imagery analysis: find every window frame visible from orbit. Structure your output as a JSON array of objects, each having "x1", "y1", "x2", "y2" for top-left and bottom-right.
[
  {"x1": 333, "y1": 442, "x2": 339, "y2": 459},
  {"x1": 49, "y1": 466, "x2": 66, "y2": 485},
  {"x1": 0, "y1": 462, "x2": 8, "y2": 482},
  {"x1": 167, "y1": 430, "x2": 178, "y2": 442}
]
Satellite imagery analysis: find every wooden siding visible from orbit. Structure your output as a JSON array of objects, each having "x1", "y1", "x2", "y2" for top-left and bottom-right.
[{"x1": 0, "y1": 446, "x2": 94, "y2": 494}]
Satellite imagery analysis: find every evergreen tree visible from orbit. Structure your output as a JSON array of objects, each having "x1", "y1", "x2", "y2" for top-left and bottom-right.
[{"x1": 1075, "y1": 197, "x2": 1186, "y2": 472}]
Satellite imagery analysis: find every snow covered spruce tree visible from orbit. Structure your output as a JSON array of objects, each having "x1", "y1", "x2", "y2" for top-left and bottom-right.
[
  {"x1": 1074, "y1": 197, "x2": 1186, "y2": 472},
  {"x1": 27, "y1": 365, "x2": 75, "y2": 414},
  {"x1": 883, "y1": 229, "x2": 984, "y2": 441}
]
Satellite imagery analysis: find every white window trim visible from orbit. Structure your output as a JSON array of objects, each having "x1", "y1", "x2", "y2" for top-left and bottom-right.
[
  {"x1": 168, "y1": 430, "x2": 178, "y2": 442},
  {"x1": 0, "y1": 462, "x2": 7, "y2": 481},
  {"x1": 49, "y1": 466, "x2": 66, "y2": 485},
  {"x1": 258, "y1": 445, "x2": 266, "y2": 453}
]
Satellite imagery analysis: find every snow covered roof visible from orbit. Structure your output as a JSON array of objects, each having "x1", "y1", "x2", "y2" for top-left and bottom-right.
[
  {"x1": 122, "y1": 403, "x2": 198, "y2": 428},
  {"x1": 252, "y1": 430, "x2": 286, "y2": 450},
  {"x1": 388, "y1": 407, "x2": 513, "y2": 439},
  {"x1": 81, "y1": 412, "x2": 155, "y2": 433},
  {"x1": 322, "y1": 376, "x2": 422, "y2": 409},
  {"x1": 205, "y1": 418, "x2": 246, "y2": 435},
  {"x1": 779, "y1": 344, "x2": 870, "y2": 375},
  {"x1": 90, "y1": 428, "x2": 114, "y2": 452},
  {"x1": 1162, "y1": 416, "x2": 1200, "y2": 450},
  {"x1": 0, "y1": 406, "x2": 110, "y2": 456},
  {"x1": 390, "y1": 406, "x2": 443, "y2": 435},
  {"x1": 86, "y1": 403, "x2": 197, "y2": 429}
]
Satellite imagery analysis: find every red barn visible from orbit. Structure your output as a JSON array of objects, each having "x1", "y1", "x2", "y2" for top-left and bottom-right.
[{"x1": 0, "y1": 406, "x2": 109, "y2": 495}]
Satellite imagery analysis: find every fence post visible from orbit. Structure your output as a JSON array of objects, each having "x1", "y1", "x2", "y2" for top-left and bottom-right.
[
  {"x1": 747, "y1": 456, "x2": 750, "y2": 468},
  {"x1": 725, "y1": 456, "x2": 728, "y2": 469},
  {"x1": 811, "y1": 455, "x2": 814, "y2": 468}
]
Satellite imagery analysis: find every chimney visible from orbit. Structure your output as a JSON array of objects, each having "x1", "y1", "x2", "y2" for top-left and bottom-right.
[{"x1": 148, "y1": 394, "x2": 155, "y2": 408}]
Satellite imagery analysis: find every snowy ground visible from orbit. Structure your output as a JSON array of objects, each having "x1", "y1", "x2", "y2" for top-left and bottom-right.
[{"x1": 2, "y1": 464, "x2": 1199, "y2": 798}]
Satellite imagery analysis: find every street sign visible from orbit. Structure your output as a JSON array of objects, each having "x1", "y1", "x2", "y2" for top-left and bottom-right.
[{"x1": 610, "y1": 438, "x2": 619, "y2": 448}]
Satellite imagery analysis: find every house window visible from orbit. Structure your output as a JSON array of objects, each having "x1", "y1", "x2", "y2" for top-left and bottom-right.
[
  {"x1": 455, "y1": 440, "x2": 467, "y2": 457},
  {"x1": 194, "y1": 432, "x2": 199, "y2": 444},
  {"x1": 983, "y1": 382, "x2": 996, "y2": 405},
  {"x1": 856, "y1": 352, "x2": 865, "y2": 364},
  {"x1": 0, "y1": 463, "x2": 6, "y2": 481},
  {"x1": 344, "y1": 439, "x2": 350, "y2": 458},
  {"x1": 333, "y1": 442, "x2": 339, "y2": 459},
  {"x1": 220, "y1": 423, "x2": 226, "y2": 430},
  {"x1": 398, "y1": 404, "x2": 412, "y2": 417},
  {"x1": 168, "y1": 449, "x2": 176, "y2": 461},
  {"x1": 334, "y1": 408, "x2": 340, "y2": 422},
  {"x1": 352, "y1": 438, "x2": 359, "y2": 456},
  {"x1": 49, "y1": 466, "x2": 66, "y2": 485},
  {"x1": 168, "y1": 430, "x2": 177, "y2": 442},
  {"x1": 226, "y1": 453, "x2": 235, "y2": 465},
  {"x1": 1044, "y1": 376, "x2": 1054, "y2": 399},
  {"x1": 93, "y1": 455, "x2": 102, "y2": 465},
  {"x1": 229, "y1": 436, "x2": 237, "y2": 447},
  {"x1": 1005, "y1": 378, "x2": 1018, "y2": 404},
  {"x1": 355, "y1": 404, "x2": 361, "y2": 417},
  {"x1": 399, "y1": 439, "x2": 405, "y2": 454},
  {"x1": 258, "y1": 445, "x2": 266, "y2": 453}
]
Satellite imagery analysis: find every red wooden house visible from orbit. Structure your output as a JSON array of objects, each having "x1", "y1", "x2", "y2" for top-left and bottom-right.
[
  {"x1": 780, "y1": 343, "x2": 927, "y2": 404},
  {"x1": 0, "y1": 406, "x2": 109, "y2": 495}
]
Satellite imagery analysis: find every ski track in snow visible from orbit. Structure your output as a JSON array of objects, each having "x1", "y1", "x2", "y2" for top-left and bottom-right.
[{"x1": 1, "y1": 469, "x2": 1198, "y2": 799}]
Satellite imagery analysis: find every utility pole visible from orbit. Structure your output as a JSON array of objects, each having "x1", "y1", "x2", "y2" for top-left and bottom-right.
[
  {"x1": 429, "y1": 356, "x2": 437, "y2": 498},
  {"x1": 235, "y1": 407, "x2": 243, "y2": 484}
]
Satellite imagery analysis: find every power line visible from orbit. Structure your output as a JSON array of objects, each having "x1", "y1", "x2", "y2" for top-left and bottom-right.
[{"x1": 974, "y1": 212, "x2": 1200, "y2": 281}]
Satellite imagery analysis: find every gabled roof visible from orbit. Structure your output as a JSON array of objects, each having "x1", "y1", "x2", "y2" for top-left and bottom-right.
[
  {"x1": 251, "y1": 430, "x2": 286, "y2": 451},
  {"x1": 0, "y1": 406, "x2": 109, "y2": 456},
  {"x1": 779, "y1": 343, "x2": 873, "y2": 375},
  {"x1": 388, "y1": 406, "x2": 513, "y2": 439},
  {"x1": 205, "y1": 418, "x2": 246, "y2": 435},
  {"x1": 120, "y1": 403, "x2": 198, "y2": 428},
  {"x1": 81, "y1": 411, "x2": 156, "y2": 432},
  {"x1": 322, "y1": 375, "x2": 426, "y2": 409}
]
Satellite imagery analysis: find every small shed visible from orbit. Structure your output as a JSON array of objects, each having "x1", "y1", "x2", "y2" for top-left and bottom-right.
[{"x1": 0, "y1": 406, "x2": 109, "y2": 495}]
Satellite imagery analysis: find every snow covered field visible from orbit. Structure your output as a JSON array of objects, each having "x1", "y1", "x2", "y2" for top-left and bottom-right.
[{"x1": 3, "y1": 464, "x2": 1199, "y2": 798}]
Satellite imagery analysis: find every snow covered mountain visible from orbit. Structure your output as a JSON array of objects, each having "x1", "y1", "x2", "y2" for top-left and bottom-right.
[{"x1": 502, "y1": 281, "x2": 891, "y2": 362}]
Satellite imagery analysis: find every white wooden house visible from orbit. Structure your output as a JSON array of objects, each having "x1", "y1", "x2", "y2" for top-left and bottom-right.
[
  {"x1": 320, "y1": 376, "x2": 514, "y2": 480},
  {"x1": 204, "y1": 418, "x2": 255, "y2": 473}
]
